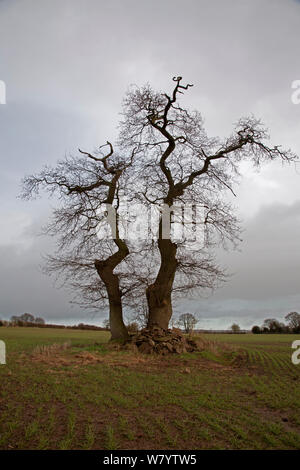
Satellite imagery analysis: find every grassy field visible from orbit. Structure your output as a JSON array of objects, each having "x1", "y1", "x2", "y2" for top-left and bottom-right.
[{"x1": 0, "y1": 327, "x2": 300, "y2": 450}]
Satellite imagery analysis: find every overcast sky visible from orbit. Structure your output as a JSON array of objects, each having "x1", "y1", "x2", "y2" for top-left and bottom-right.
[{"x1": 1, "y1": 0, "x2": 300, "y2": 328}]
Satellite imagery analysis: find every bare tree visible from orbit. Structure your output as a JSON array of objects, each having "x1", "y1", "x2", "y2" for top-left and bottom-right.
[
  {"x1": 21, "y1": 75, "x2": 297, "y2": 343},
  {"x1": 285, "y1": 312, "x2": 300, "y2": 332},
  {"x1": 21, "y1": 142, "x2": 138, "y2": 340},
  {"x1": 20, "y1": 313, "x2": 35, "y2": 323},
  {"x1": 119, "y1": 76, "x2": 297, "y2": 331},
  {"x1": 178, "y1": 313, "x2": 198, "y2": 334},
  {"x1": 263, "y1": 318, "x2": 284, "y2": 333},
  {"x1": 230, "y1": 323, "x2": 241, "y2": 333}
]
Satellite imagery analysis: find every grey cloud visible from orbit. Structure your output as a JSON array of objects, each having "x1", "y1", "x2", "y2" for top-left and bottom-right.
[
  {"x1": 0, "y1": 0, "x2": 300, "y2": 327},
  {"x1": 180, "y1": 200, "x2": 300, "y2": 328},
  {"x1": 0, "y1": 238, "x2": 103, "y2": 324}
]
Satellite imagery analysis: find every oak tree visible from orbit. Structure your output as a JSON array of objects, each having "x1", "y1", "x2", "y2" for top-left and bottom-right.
[{"x1": 119, "y1": 77, "x2": 296, "y2": 331}]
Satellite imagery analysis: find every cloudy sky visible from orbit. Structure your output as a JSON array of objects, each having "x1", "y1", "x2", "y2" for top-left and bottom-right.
[{"x1": 1, "y1": 0, "x2": 300, "y2": 328}]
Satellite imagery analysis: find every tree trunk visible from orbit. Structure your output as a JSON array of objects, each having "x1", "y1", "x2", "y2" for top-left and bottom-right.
[
  {"x1": 146, "y1": 238, "x2": 177, "y2": 330},
  {"x1": 95, "y1": 248, "x2": 129, "y2": 341},
  {"x1": 106, "y1": 274, "x2": 129, "y2": 340}
]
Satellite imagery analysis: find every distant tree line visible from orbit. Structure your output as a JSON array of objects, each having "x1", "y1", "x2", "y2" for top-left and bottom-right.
[
  {"x1": 252, "y1": 312, "x2": 300, "y2": 334},
  {"x1": 0, "y1": 314, "x2": 107, "y2": 331},
  {"x1": 10, "y1": 313, "x2": 45, "y2": 325}
]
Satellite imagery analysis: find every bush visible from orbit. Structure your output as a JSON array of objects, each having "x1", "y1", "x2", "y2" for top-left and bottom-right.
[
  {"x1": 252, "y1": 325, "x2": 261, "y2": 334},
  {"x1": 230, "y1": 323, "x2": 241, "y2": 333}
]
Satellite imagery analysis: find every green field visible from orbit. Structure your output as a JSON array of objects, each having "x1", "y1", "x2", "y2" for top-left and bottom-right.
[{"x1": 0, "y1": 328, "x2": 300, "y2": 450}]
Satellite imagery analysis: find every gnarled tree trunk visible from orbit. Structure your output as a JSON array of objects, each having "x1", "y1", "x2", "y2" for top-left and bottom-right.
[
  {"x1": 95, "y1": 239, "x2": 129, "y2": 341},
  {"x1": 146, "y1": 237, "x2": 177, "y2": 330}
]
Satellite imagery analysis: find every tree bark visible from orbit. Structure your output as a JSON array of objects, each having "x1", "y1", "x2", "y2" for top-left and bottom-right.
[
  {"x1": 146, "y1": 237, "x2": 177, "y2": 330},
  {"x1": 95, "y1": 241, "x2": 129, "y2": 341}
]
